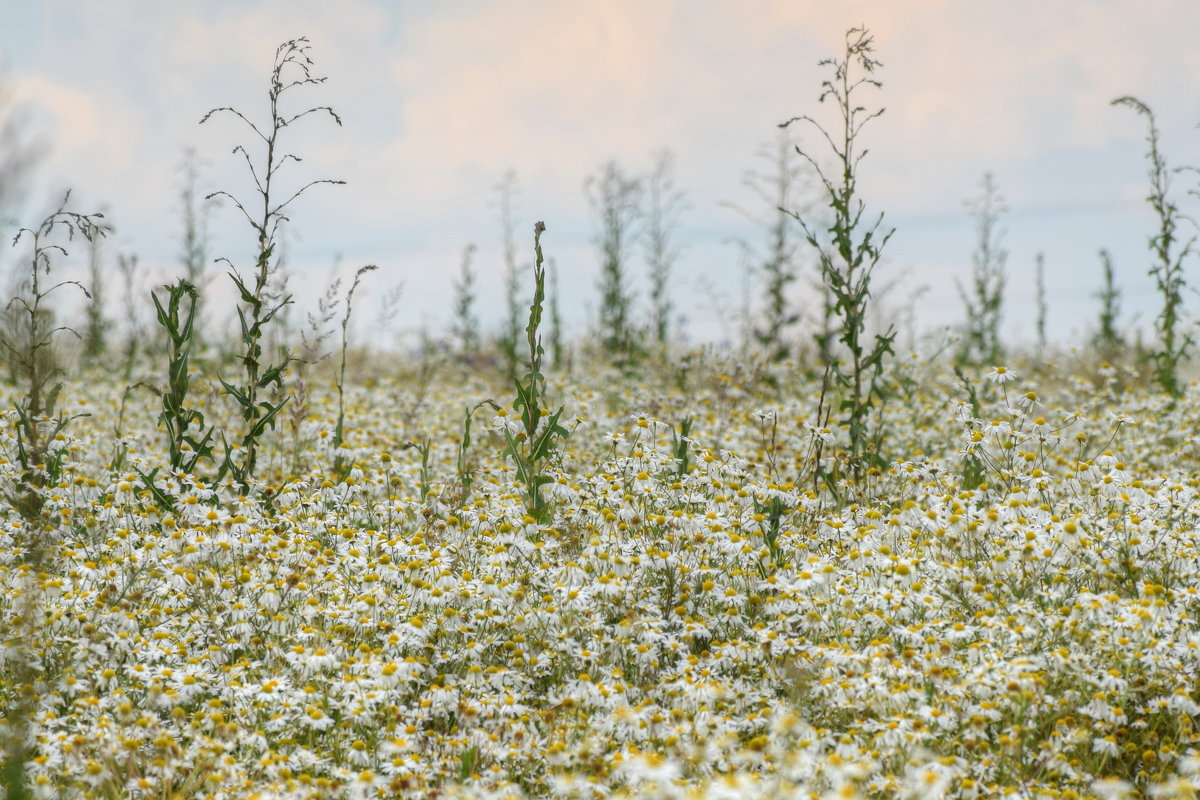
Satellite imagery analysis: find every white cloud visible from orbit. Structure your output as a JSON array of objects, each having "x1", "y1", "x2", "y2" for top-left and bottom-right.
[{"x1": 3, "y1": 0, "x2": 1200, "y2": 343}]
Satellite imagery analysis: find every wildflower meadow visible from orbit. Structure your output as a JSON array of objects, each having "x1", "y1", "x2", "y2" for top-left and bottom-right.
[{"x1": 3, "y1": 29, "x2": 1200, "y2": 800}]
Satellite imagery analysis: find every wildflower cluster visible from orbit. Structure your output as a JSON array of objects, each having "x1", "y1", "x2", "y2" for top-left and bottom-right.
[{"x1": 2, "y1": 353, "x2": 1200, "y2": 800}]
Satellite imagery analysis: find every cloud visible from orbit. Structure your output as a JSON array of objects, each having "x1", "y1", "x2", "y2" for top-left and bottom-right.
[
  {"x1": 7, "y1": 74, "x2": 147, "y2": 204},
  {"x1": 4, "y1": 0, "x2": 1200, "y2": 342}
]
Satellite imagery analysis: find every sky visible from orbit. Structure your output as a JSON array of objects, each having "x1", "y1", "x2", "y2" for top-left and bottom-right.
[{"x1": 2, "y1": 0, "x2": 1200, "y2": 355}]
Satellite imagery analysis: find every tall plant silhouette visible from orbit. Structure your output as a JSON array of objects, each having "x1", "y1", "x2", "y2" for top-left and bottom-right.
[
  {"x1": 957, "y1": 172, "x2": 1008, "y2": 365},
  {"x1": 586, "y1": 161, "x2": 642, "y2": 366},
  {"x1": 643, "y1": 149, "x2": 687, "y2": 351},
  {"x1": 201, "y1": 37, "x2": 344, "y2": 490},
  {"x1": 781, "y1": 26, "x2": 896, "y2": 486},
  {"x1": 4, "y1": 195, "x2": 106, "y2": 520},
  {"x1": 1112, "y1": 96, "x2": 1194, "y2": 397},
  {"x1": 488, "y1": 222, "x2": 572, "y2": 523}
]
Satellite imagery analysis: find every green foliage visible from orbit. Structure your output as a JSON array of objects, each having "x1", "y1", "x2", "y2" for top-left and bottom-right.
[
  {"x1": 459, "y1": 745, "x2": 480, "y2": 783},
  {"x1": 643, "y1": 149, "x2": 686, "y2": 350},
  {"x1": 957, "y1": 172, "x2": 1008, "y2": 365},
  {"x1": 450, "y1": 243, "x2": 480, "y2": 362},
  {"x1": 487, "y1": 222, "x2": 573, "y2": 523},
  {"x1": 547, "y1": 255, "x2": 564, "y2": 369},
  {"x1": 403, "y1": 436, "x2": 434, "y2": 502},
  {"x1": 81, "y1": 232, "x2": 109, "y2": 360},
  {"x1": 4, "y1": 194, "x2": 105, "y2": 519},
  {"x1": 781, "y1": 26, "x2": 896, "y2": 485},
  {"x1": 455, "y1": 403, "x2": 484, "y2": 505},
  {"x1": 728, "y1": 132, "x2": 807, "y2": 363},
  {"x1": 12, "y1": 27, "x2": 1200, "y2": 800},
  {"x1": 953, "y1": 366, "x2": 1090, "y2": 499},
  {"x1": 1034, "y1": 252, "x2": 1048, "y2": 351},
  {"x1": 114, "y1": 251, "x2": 143, "y2": 382},
  {"x1": 152, "y1": 278, "x2": 215, "y2": 474},
  {"x1": 201, "y1": 37, "x2": 344, "y2": 490},
  {"x1": 495, "y1": 171, "x2": 523, "y2": 380},
  {"x1": 756, "y1": 258, "x2": 800, "y2": 364},
  {"x1": 755, "y1": 494, "x2": 790, "y2": 575},
  {"x1": 586, "y1": 160, "x2": 643, "y2": 367},
  {"x1": 1, "y1": 196, "x2": 103, "y2": 800},
  {"x1": 953, "y1": 365, "x2": 986, "y2": 491},
  {"x1": 757, "y1": 136, "x2": 805, "y2": 362},
  {"x1": 1112, "y1": 95, "x2": 1195, "y2": 397},
  {"x1": 0, "y1": 757, "x2": 27, "y2": 800},
  {"x1": 332, "y1": 264, "x2": 378, "y2": 475},
  {"x1": 176, "y1": 147, "x2": 218, "y2": 353},
  {"x1": 1092, "y1": 248, "x2": 1126, "y2": 359},
  {"x1": 670, "y1": 415, "x2": 694, "y2": 479}
]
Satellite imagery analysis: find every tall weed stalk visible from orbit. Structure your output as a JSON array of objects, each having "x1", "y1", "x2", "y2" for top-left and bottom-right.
[
  {"x1": 332, "y1": 264, "x2": 377, "y2": 474},
  {"x1": 781, "y1": 26, "x2": 896, "y2": 487},
  {"x1": 548, "y1": 255, "x2": 564, "y2": 368},
  {"x1": 586, "y1": 161, "x2": 643, "y2": 367},
  {"x1": 1034, "y1": 252, "x2": 1047, "y2": 351},
  {"x1": 115, "y1": 252, "x2": 143, "y2": 382},
  {"x1": 450, "y1": 244, "x2": 480, "y2": 362},
  {"x1": 495, "y1": 171, "x2": 523, "y2": 379},
  {"x1": 1092, "y1": 248, "x2": 1125, "y2": 359},
  {"x1": 957, "y1": 172, "x2": 1007, "y2": 364},
  {"x1": 152, "y1": 278, "x2": 215, "y2": 474},
  {"x1": 725, "y1": 131, "x2": 808, "y2": 362},
  {"x1": 2, "y1": 196, "x2": 104, "y2": 800},
  {"x1": 82, "y1": 231, "x2": 109, "y2": 360},
  {"x1": 4, "y1": 194, "x2": 106, "y2": 520},
  {"x1": 644, "y1": 149, "x2": 686, "y2": 351},
  {"x1": 201, "y1": 37, "x2": 344, "y2": 489},
  {"x1": 489, "y1": 222, "x2": 572, "y2": 523},
  {"x1": 176, "y1": 148, "x2": 218, "y2": 354},
  {"x1": 1112, "y1": 96, "x2": 1194, "y2": 397}
]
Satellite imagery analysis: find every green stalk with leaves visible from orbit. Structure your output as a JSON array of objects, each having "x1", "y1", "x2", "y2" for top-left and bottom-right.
[
  {"x1": 781, "y1": 26, "x2": 896, "y2": 487},
  {"x1": 455, "y1": 404, "x2": 480, "y2": 504},
  {"x1": 548, "y1": 255, "x2": 564, "y2": 369},
  {"x1": 4, "y1": 194, "x2": 106, "y2": 519},
  {"x1": 1, "y1": 195, "x2": 104, "y2": 800},
  {"x1": 729, "y1": 133, "x2": 807, "y2": 362},
  {"x1": 152, "y1": 278, "x2": 215, "y2": 474},
  {"x1": 488, "y1": 222, "x2": 571, "y2": 523},
  {"x1": 176, "y1": 148, "x2": 217, "y2": 355},
  {"x1": 953, "y1": 365, "x2": 986, "y2": 491},
  {"x1": 332, "y1": 264, "x2": 377, "y2": 474},
  {"x1": 495, "y1": 171, "x2": 523, "y2": 380},
  {"x1": 957, "y1": 172, "x2": 1008, "y2": 365},
  {"x1": 586, "y1": 160, "x2": 643, "y2": 367},
  {"x1": 1112, "y1": 96, "x2": 1194, "y2": 397},
  {"x1": 670, "y1": 415, "x2": 694, "y2": 479},
  {"x1": 450, "y1": 244, "x2": 480, "y2": 362},
  {"x1": 201, "y1": 37, "x2": 344, "y2": 490},
  {"x1": 114, "y1": 251, "x2": 143, "y2": 382},
  {"x1": 82, "y1": 230, "x2": 109, "y2": 360},
  {"x1": 1092, "y1": 248, "x2": 1125, "y2": 359},
  {"x1": 1034, "y1": 252, "x2": 1047, "y2": 351},
  {"x1": 644, "y1": 149, "x2": 686, "y2": 351}
]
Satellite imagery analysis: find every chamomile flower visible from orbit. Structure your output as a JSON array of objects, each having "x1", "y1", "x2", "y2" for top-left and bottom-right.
[{"x1": 985, "y1": 365, "x2": 1017, "y2": 384}]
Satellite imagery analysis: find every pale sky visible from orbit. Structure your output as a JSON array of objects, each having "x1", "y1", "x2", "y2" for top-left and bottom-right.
[{"x1": 3, "y1": 0, "x2": 1200, "y2": 354}]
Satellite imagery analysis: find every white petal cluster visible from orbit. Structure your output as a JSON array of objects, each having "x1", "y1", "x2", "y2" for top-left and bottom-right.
[{"x1": 1, "y1": 359, "x2": 1199, "y2": 798}]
